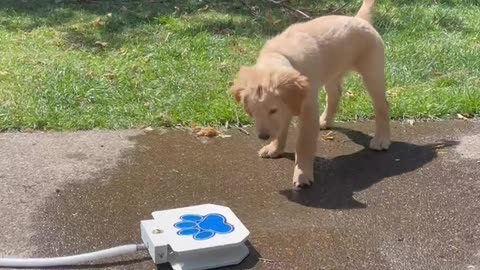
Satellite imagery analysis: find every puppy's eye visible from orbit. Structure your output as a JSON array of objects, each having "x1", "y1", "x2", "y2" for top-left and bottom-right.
[{"x1": 269, "y1": 108, "x2": 278, "y2": 115}]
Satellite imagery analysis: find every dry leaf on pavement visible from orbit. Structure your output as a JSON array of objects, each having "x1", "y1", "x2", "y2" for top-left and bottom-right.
[
  {"x1": 195, "y1": 127, "x2": 219, "y2": 138},
  {"x1": 322, "y1": 131, "x2": 335, "y2": 141}
]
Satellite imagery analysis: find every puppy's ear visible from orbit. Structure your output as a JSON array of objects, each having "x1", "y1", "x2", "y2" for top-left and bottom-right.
[
  {"x1": 230, "y1": 66, "x2": 255, "y2": 104},
  {"x1": 274, "y1": 69, "x2": 310, "y2": 115},
  {"x1": 230, "y1": 83, "x2": 245, "y2": 104}
]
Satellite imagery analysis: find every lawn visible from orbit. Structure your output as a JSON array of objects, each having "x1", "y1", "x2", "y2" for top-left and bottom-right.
[{"x1": 0, "y1": 0, "x2": 479, "y2": 131}]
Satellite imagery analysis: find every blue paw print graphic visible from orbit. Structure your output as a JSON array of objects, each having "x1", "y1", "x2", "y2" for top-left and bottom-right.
[{"x1": 174, "y1": 213, "x2": 234, "y2": 240}]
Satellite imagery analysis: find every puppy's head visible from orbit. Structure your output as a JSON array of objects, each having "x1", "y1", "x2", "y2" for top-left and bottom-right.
[{"x1": 230, "y1": 65, "x2": 310, "y2": 141}]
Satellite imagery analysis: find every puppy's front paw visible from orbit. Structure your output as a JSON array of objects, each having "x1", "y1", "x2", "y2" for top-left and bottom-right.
[
  {"x1": 292, "y1": 166, "x2": 313, "y2": 188},
  {"x1": 258, "y1": 144, "x2": 283, "y2": 159},
  {"x1": 369, "y1": 135, "x2": 391, "y2": 151},
  {"x1": 319, "y1": 114, "x2": 332, "y2": 130}
]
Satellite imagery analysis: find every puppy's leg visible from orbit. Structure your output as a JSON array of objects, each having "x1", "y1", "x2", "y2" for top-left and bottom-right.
[
  {"x1": 293, "y1": 101, "x2": 319, "y2": 187},
  {"x1": 357, "y1": 50, "x2": 391, "y2": 150},
  {"x1": 258, "y1": 117, "x2": 291, "y2": 158},
  {"x1": 320, "y1": 78, "x2": 343, "y2": 129}
]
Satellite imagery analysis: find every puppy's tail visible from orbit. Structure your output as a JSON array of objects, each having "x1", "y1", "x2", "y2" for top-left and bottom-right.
[{"x1": 356, "y1": 0, "x2": 375, "y2": 24}]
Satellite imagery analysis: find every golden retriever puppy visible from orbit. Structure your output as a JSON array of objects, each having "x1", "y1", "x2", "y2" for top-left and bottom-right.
[{"x1": 230, "y1": 0, "x2": 391, "y2": 187}]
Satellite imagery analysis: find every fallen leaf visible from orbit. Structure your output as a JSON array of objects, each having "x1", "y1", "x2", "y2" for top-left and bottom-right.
[
  {"x1": 191, "y1": 125, "x2": 202, "y2": 133},
  {"x1": 94, "y1": 41, "x2": 108, "y2": 48},
  {"x1": 406, "y1": 119, "x2": 415, "y2": 126},
  {"x1": 432, "y1": 71, "x2": 445, "y2": 77},
  {"x1": 344, "y1": 90, "x2": 354, "y2": 98},
  {"x1": 0, "y1": 71, "x2": 9, "y2": 78},
  {"x1": 104, "y1": 73, "x2": 115, "y2": 80},
  {"x1": 85, "y1": 70, "x2": 95, "y2": 78},
  {"x1": 387, "y1": 89, "x2": 400, "y2": 98},
  {"x1": 265, "y1": 10, "x2": 281, "y2": 25},
  {"x1": 92, "y1": 18, "x2": 105, "y2": 30},
  {"x1": 219, "y1": 61, "x2": 228, "y2": 72},
  {"x1": 322, "y1": 131, "x2": 335, "y2": 141},
  {"x1": 198, "y1": 5, "x2": 209, "y2": 12},
  {"x1": 196, "y1": 127, "x2": 219, "y2": 138},
  {"x1": 457, "y1": 113, "x2": 471, "y2": 120},
  {"x1": 144, "y1": 126, "x2": 154, "y2": 131},
  {"x1": 158, "y1": 113, "x2": 173, "y2": 126},
  {"x1": 218, "y1": 134, "x2": 232, "y2": 138},
  {"x1": 174, "y1": 6, "x2": 181, "y2": 15}
]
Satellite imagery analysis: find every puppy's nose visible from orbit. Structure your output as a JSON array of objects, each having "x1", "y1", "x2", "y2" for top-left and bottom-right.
[{"x1": 258, "y1": 133, "x2": 270, "y2": 141}]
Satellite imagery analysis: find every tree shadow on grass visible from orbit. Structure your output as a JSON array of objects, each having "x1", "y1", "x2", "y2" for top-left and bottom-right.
[
  {"x1": 0, "y1": 0, "x2": 294, "y2": 33},
  {"x1": 0, "y1": 0, "x2": 360, "y2": 50},
  {"x1": 279, "y1": 127, "x2": 459, "y2": 209},
  {"x1": 0, "y1": 0, "x2": 473, "y2": 50}
]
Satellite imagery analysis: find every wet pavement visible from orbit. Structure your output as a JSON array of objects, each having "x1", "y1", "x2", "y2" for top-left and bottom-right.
[{"x1": 1, "y1": 120, "x2": 479, "y2": 270}]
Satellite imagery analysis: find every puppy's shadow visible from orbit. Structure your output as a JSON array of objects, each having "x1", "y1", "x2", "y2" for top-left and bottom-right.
[{"x1": 279, "y1": 127, "x2": 458, "y2": 209}]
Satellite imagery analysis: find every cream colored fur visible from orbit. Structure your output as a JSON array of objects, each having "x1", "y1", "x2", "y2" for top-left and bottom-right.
[{"x1": 231, "y1": 0, "x2": 391, "y2": 187}]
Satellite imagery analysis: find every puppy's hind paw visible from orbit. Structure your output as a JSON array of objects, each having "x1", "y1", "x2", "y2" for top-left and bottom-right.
[{"x1": 319, "y1": 116, "x2": 332, "y2": 130}]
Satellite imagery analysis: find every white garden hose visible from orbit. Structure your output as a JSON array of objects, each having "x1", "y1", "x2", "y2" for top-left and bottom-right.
[{"x1": 0, "y1": 244, "x2": 146, "y2": 268}]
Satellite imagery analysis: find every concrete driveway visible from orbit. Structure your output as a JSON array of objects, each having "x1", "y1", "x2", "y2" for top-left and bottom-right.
[{"x1": 1, "y1": 120, "x2": 479, "y2": 270}]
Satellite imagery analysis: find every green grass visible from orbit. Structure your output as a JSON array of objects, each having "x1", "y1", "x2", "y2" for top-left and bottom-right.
[{"x1": 0, "y1": 0, "x2": 479, "y2": 131}]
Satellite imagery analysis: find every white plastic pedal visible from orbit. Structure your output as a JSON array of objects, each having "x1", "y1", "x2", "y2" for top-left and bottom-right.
[{"x1": 140, "y1": 204, "x2": 250, "y2": 270}]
